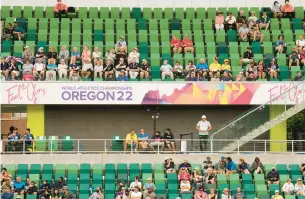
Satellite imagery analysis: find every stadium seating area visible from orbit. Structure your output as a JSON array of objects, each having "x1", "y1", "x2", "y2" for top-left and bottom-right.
[
  {"x1": 1, "y1": 6, "x2": 305, "y2": 81},
  {"x1": 2, "y1": 162, "x2": 305, "y2": 199}
]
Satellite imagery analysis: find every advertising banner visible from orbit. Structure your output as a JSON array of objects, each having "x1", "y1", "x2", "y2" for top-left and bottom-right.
[{"x1": 1, "y1": 82, "x2": 304, "y2": 105}]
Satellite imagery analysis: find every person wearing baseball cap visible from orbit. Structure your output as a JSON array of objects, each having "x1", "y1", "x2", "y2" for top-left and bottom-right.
[
  {"x1": 196, "y1": 115, "x2": 212, "y2": 151},
  {"x1": 271, "y1": 190, "x2": 284, "y2": 199},
  {"x1": 221, "y1": 59, "x2": 231, "y2": 74},
  {"x1": 62, "y1": 186, "x2": 75, "y2": 199},
  {"x1": 224, "y1": 11, "x2": 236, "y2": 30}
]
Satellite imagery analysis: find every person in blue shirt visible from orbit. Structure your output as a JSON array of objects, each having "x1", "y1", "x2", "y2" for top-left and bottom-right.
[
  {"x1": 138, "y1": 129, "x2": 149, "y2": 151},
  {"x1": 7, "y1": 127, "x2": 22, "y2": 152},
  {"x1": 22, "y1": 128, "x2": 35, "y2": 150},
  {"x1": 1, "y1": 187, "x2": 13, "y2": 199},
  {"x1": 196, "y1": 58, "x2": 209, "y2": 79},
  {"x1": 13, "y1": 177, "x2": 26, "y2": 195},
  {"x1": 225, "y1": 157, "x2": 237, "y2": 175},
  {"x1": 116, "y1": 70, "x2": 128, "y2": 81},
  {"x1": 46, "y1": 58, "x2": 57, "y2": 81},
  {"x1": 12, "y1": 21, "x2": 24, "y2": 41}
]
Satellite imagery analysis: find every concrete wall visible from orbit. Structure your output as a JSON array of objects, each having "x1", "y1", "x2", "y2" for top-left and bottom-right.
[
  {"x1": 2, "y1": 154, "x2": 305, "y2": 165},
  {"x1": 44, "y1": 105, "x2": 251, "y2": 139}
]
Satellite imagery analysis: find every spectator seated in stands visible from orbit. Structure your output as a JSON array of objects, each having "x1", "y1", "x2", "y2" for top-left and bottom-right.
[
  {"x1": 236, "y1": 71, "x2": 246, "y2": 81},
  {"x1": 92, "y1": 47, "x2": 102, "y2": 65},
  {"x1": 117, "y1": 70, "x2": 128, "y2": 81},
  {"x1": 296, "y1": 35, "x2": 305, "y2": 51},
  {"x1": 58, "y1": 45, "x2": 70, "y2": 65},
  {"x1": 205, "y1": 167, "x2": 216, "y2": 184},
  {"x1": 22, "y1": 70, "x2": 34, "y2": 81},
  {"x1": 71, "y1": 47, "x2": 81, "y2": 63},
  {"x1": 103, "y1": 59, "x2": 115, "y2": 80},
  {"x1": 272, "y1": 1, "x2": 283, "y2": 18},
  {"x1": 196, "y1": 58, "x2": 209, "y2": 79},
  {"x1": 186, "y1": 71, "x2": 197, "y2": 81},
  {"x1": 271, "y1": 190, "x2": 284, "y2": 199},
  {"x1": 13, "y1": 177, "x2": 26, "y2": 195},
  {"x1": 7, "y1": 127, "x2": 21, "y2": 151},
  {"x1": 115, "y1": 36, "x2": 127, "y2": 53},
  {"x1": 39, "y1": 180, "x2": 51, "y2": 194},
  {"x1": 22, "y1": 59, "x2": 34, "y2": 75},
  {"x1": 294, "y1": 71, "x2": 304, "y2": 81},
  {"x1": 115, "y1": 58, "x2": 127, "y2": 78},
  {"x1": 128, "y1": 58, "x2": 140, "y2": 80},
  {"x1": 192, "y1": 167, "x2": 203, "y2": 185},
  {"x1": 139, "y1": 59, "x2": 150, "y2": 80},
  {"x1": 116, "y1": 186, "x2": 128, "y2": 199},
  {"x1": 221, "y1": 70, "x2": 232, "y2": 81},
  {"x1": 54, "y1": 0, "x2": 68, "y2": 18},
  {"x1": 128, "y1": 48, "x2": 140, "y2": 64},
  {"x1": 69, "y1": 57, "x2": 80, "y2": 77},
  {"x1": 178, "y1": 168, "x2": 191, "y2": 182},
  {"x1": 238, "y1": 158, "x2": 250, "y2": 174},
  {"x1": 47, "y1": 47, "x2": 57, "y2": 64},
  {"x1": 221, "y1": 59, "x2": 232, "y2": 74},
  {"x1": 26, "y1": 181, "x2": 38, "y2": 195},
  {"x1": 143, "y1": 178, "x2": 156, "y2": 198},
  {"x1": 46, "y1": 58, "x2": 57, "y2": 81},
  {"x1": 52, "y1": 177, "x2": 66, "y2": 191},
  {"x1": 215, "y1": 11, "x2": 224, "y2": 30},
  {"x1": 236, "y1": 10, "x2": 247, "y2": 30},
  {"x1": 248, "y1": 11, "x2": 258, "y2": 29},
  {"x1": 267, "y1": 59, "x2": 279, "y2": 79},
  {"x1": 149, "y1": 131, "x2": 164, "y2": 152},
  {"x1": 138, "y1": 129, "x2": 149, "y2": 151},
  {"x1": 181, "y1": 35, "x2": 194, "y2": 54},
  {"x1": 0, "y1": 168, "x2": 12, "y2": 185},
  {"x1": 12, "y1": 21, "x2": 24, "y2": 41},
  {"x1": 240, "y1": 47, "x2": 254, "y2": 66},
  {"x1": 267, "y1": 167, "x2": 280, "y2": 188},
  {"x1": 61, "y1": 186, "x2": 75, "y2": 199},
  {"x1": 281, "y1": 0, "x2": 295, "y2": 18},
  {"x1": 282, "y1": 179, "x2": 294, "y2": 195},
  {"x1": 58, "y1": 59, "x2": 68, "y2": 79},
  {"x1": 52, "y1": 189, "x2": 62, "y2": 199},
  {"x1": 81, "y1": 45, "x2": 91, "y2": 64},
  {"x1": 245, "y1": 59, "x2": 257, "y2": 77},
  {"x1": 208, "y1": 189, "x2": 217, "y2": 199},
  {"x1": 124, "y1": 130, "x2": 138, "y2": 152},
  {"x1": 259, "y1": 12, "x2": 270, "y2": 30},
  {"x1": 225, "y1": 12, "x2": 236, "y2": 30},
  {"x1": 185, "y1": 60, "x2": 196, "y2": 78},
  {"x1": 194, "y1": 186, "x2": 208, "y2": 199},
  {"x1": 233, "y1": 187, "x2": 246, "y2": 199},
  {"x1": 238, "y1": 23, "x2": 249, "y2": 42},
  {"x1": 94, "y1": 59, "x2": 103, "y2": 79},
  {"x1": 246, "y1": 72, "x2": 258, "y2": 81},
  {"x1": 170, "y1": 35, "x2": 182, "y2": 54},
  {"x1": 164, "y1": 157, "x2": 176, "y2": 173},
  {"x1": 180, "y1": 179, "x2": 191, "y2": 193},
  {"x1": 225, "y1": 157, "x2": 237, "y2": 176},
  {"x1": 221, "y1": 188, "x2": 232, "y2": 199},
  {"x1": 250, "y1": 25, "x2": 264, "y2": 42},
  {"x1": 129, "y1": 176, "x2": 142, "y2": 190},
  {"x1": 295, "y1": 178, "x2": 305, "y2": 195},
  {"x1": 289, "y1": 47, "x2": 300, "y2": 69},
  {"x1": 173, "y1": 60, "x2": 184, "y2": 78},
  {"x1": 300, "y1": 48, "x2": 305, "y2": 66},
  {"x1": 89, "y1": 186, "x2": 103, "y2": 199},
  {"x1": 1, "y1": 187, "x2": 13, "y2": 199},
  {"x1": 35, "y1": 47, "x2": 47, "y2": 64},
  {"x1": 210, "y1": 72, "x2": 220, "y2": 81},
  {"x1": 105, "y1": 49, "x2": 116, "y2": 64},
  {"x1": 160, "y1": 60, "x2": 174, "y2": 81},
  {"x1": 3, "y1": 23, "x2": 13, "y2": 40},
  {"x1": 209, "y1": 57, "x2": 221, "y2": 77},
  {"x1": 81, "y1": 59, "x2": 93, "y2": 79},
  {"x1": 203, "y1": 156, "x2": 213, "y2": 171},
  {"x1": 179, "y1": 159, "x2": 192, "y2": 171},
  {"x1": 163, "y1": 128, "x2": 175, "y2": 152},
  {"x1": 22, "y1": 46, "x2": 34, "y2": 63},
  {"x1": 130, "y1": 186, "x2": 143, "y2": 199},
  {"x1": 275, "y1": 35, "x2": 286, "y2": 54}
]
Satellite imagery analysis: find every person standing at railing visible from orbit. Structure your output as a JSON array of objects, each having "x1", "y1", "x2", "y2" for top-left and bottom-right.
[
  {"x1": 22, "y1": 128, "x2": 34, "y2": 152},
  {"x1": 196, "y1": 115, "x2": 212, "y2": 151}
]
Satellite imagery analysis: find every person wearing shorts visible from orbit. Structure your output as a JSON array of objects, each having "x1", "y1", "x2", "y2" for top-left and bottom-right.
[
  {"x1": 240, "y1": 47, "x2": 254, "y2": 66},
  {"x1": 196, "y1": 115, "x2": 212, "y2": 151},
  {"x1": 124, "y1": 130, "x2": 138, "y2": 152}
]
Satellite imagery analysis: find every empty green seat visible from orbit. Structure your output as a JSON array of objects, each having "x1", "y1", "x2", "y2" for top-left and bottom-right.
[{"x1": 62, "y1": 136, "x2": 73, "y2": 151}]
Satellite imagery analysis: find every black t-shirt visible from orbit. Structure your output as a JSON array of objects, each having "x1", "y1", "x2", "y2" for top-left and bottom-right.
[
  {"x1": 221, "y1": 76, "x2": 232, "y2": 81},
  {"x1": 116, "y1": 52, "x2": 126, "y2": 61},
  {"x1": 41, "y1": 193, "x2": 51, "y2": 199},
  {"x1": 164, "y1": 132, "x2": 174, "y2": 140},
  {"x1": 237, "y1": 16, "x2": 247, "y2": 23},
  {"x1": 1, "y1": 62, "x2": 9, "y2": 70},
  {"x1": 69, "y1": 64, "x2": 79, "y2": 71},
  {"x1": 243, "y1": 51, "x2": 253, "y2": 59},
  {"x1": 140, "y1": 63, "x2": 149, "y2": 71},
  {"x1": 47, "y1": 52, "x2": 57, "y2": 59},
  {"x1": 104, "y1": 64, "x2": 114, "y2": 72},
  {"x1": 5, "y1": 28, "x2": 13, "y2": 34},
  {"x1": 36, "y1": 52, "x2": 45, "y2": 58},
  {"x1": 116, "y1": 64, "x2": 126, "y2": 72},
  {"x1": 128, "y1": 63, "x2": 139, "y2": 70}
]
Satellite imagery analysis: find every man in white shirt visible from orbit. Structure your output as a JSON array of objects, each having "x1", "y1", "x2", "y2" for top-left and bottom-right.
[
  {"x1": 196, "y1": 115, "x2": 212, "y2": 151},
  {"x1": 130, "y1": 186, "x2": 142, "y2": 199},
  {"x1": 160, "y1": 60, "x2": 174, "y2": 80},
  {"x1": 296, "y1": 35, "x2": 305, "y2": 51},
  {"x1": 225, "y1": 12, "x2": 237, "y2": 30}
]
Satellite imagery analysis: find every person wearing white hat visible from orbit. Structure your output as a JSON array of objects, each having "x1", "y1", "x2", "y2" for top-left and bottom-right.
[
  {"x1": 271, "y1": 190, "x2": 284, "y2": 199},
  {"x1": 196, "y1": 115, "x2": 212, "y2": 151}
]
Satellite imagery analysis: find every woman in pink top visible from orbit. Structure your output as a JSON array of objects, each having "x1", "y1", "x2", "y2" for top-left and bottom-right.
[
  {"x1": 82, "y1": 45, "x2": 91, "y2": 63},
  {"x1": 215, "y1": 12, "x2": 224, "y2": 30},
  {"x1": 299, "y1": 48, "x2": 305, "y2": 66},
  {"x1": 178, "y1": 168, "x2": 191, "y2": 181},
  {"x1": 281, "y1": 0, "x2": 294, "y2": 18}
]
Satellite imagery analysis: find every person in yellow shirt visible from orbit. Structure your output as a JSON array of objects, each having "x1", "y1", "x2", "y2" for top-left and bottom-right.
[
  {"x1": 209, "y1": 57, "x2": 221, "y2": 77},
  {"x1": 221, "y1": 59, "x2": 232, "y2": 73},
  {"x1": 271, "y1": 190, "x2": 284, "y2": 199},
  {"x1": 124, "y1": 129, "x2": 138, "y2": 152}
]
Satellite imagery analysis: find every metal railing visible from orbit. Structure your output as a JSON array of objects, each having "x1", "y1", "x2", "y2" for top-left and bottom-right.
[
  {"x1": 210, "y1": 81, "x2": 305, "y2": 151},
  {"x1": 1, "y1": 139, "x2": 305, "y2": 154}
]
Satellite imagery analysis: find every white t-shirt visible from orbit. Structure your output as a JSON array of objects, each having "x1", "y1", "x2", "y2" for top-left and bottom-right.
[
  {"x1": 180, "y1": 181, "x2": 191, "y2": 192},
  {"x1": 82, "y1": 63, "x2": 93, "y2": 71},
  {"x1": 94, "y1": 65, "x2": 103, "y2": 72},
  {"x1": 197, "y1": 120, "x2": 211, "y2": 135},
  {"x1": 296, "y1": 39, "x2": 305, "y2": 47},
  {"x1": 130, "y1": 191, "x2": 142, "y2": 198},
  {"x1": 225, "y1": 16, "x2": 236, "y2": 24},
  {"x1": 129, "y1": 181, "x2": 142, "y2": 189},
  {"x1": 34, "y1": 63, "x2": 45, "y2": 71}
]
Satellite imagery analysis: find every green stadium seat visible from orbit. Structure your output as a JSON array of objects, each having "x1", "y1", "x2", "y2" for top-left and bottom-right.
[
  {"x1": 216, "y1": 30, "x2": 226, "y2": 43},
  {"x1": 138, "y1": 19, "x2": 147, "y2": 30},
  {"x1": 143, "y1": 8, "x2": 152, "y2": 20},
  {"x1": 1, "y1": 6, "x2": 11, "y2": 19},
  {"x1": 154, "y1": 8, "x2": 163, "y2": 19},
  {"x1": 62, "y1": 136, "x2": 73, "y2": 151},
  {"x1": 228, "y1": 7, "x2": 239, "y2": 17},
  {"x1": 34, "y1": 7, "x2": 44, "y2": 18},
  {"x1": 5, "y1": 164, "x2": 16, "y2": 179},
  {"x1": 294, "y1": 7, "x2": 304, "y2": 19},
  {"x1": 272, "y1": 30, "x2": 282, "y2": 42},
  {"x1": 164, "y1": 8, "x2": 173, "y2": 19},
  {"x1": 292, "y1": 18, "x2": 303, "y2": 30},
  {"x1": 205, "y1": 30, "x2": 215, "y2": 42},
  {"x1": 45, "y1": 7, "x2": 54, "y2": 18},
  {"x1": 289, "y1": 164, "x2": 301, "y2": 175},
  {"x1": 132, "y1": 8, "x2": 142, "y2": 20},
  {"x1": 185, "y1": 8, "x2": 195, "y2": 20},
  {"x1": 203, "y1": 19, "x2": 213, "y2": 31},
  {"x1": 270, "y1": 18, "x2": 280, "y2": 30},
  {"x1": 110, "y1": 7, "x2": 120, "y2": 19},
  {"x1": 12, "y1": 6, "x2": 22, "y2": 18},
  {"x1": 227, "y1": 30, "x2": 237, "y2": 42},
  {"x1": 181, "y1": 193, "x2": 193, "y2": 199},
  {"x1": 121, "y1": 8, "x2": 130, "y2": 19},
  {"x1": 261, "y1": 30, "x2": 270, "y2": 41},
  {"x1": 78, "y1": 7, "x2": 88, "y2": 18},
  {"x1": 175, "y1": 8, "x2": 184, "y2": 20},
  {"x1": 281, "y1": 18, "x2": 291, "y2": 30},
  {"x1": 89, "y1": 7, "x2": 98, "y2": 18},
  {"x1": 23, "y1": 6, "x2": 33, "y2": 18},
  {"x1": 263, "y1": 42, "x2": 273, "y2": 54},
  {"x1": 206, "y1": 42, "x2": 216, "y2": 54},
  {"x1": 29, "y1": 164, "x2": 41, "y2": 175},
  {"x1": 207, "y1": 8, "x2": 216, "y2": 20},
  {"x1": 244, "y1": 184, "x2": 255, "y2": 194},
  {"x1": 279, "y1": 66, "x2": 290, "y2": 81}
]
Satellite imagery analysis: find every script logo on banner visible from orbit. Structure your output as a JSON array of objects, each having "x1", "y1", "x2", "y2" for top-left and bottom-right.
[{"x1": 5, "y1": 82, "x2": 47, "y2": 104}]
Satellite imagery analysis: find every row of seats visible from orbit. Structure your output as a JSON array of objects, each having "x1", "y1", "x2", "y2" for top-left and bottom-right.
[{"x1": 1, "y1": 6, "x2": 304, "y2": 19}]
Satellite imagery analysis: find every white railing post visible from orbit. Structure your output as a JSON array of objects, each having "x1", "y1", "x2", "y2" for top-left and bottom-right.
[
  {"x1": 237, "y1": 140, "x2": 240, "y2": 155},
  {"x1": 77, "y1": 140, "x2": 80, "y2": 154},
  {"x1": 131, "y1": 141, "x2": 133, "y2": 153},
  {"x1": 104, "y1": 140, "x2": 107, "y2": 154},
  {"x1": 157, "y1": 140, "x2": 159, "y2": 154},
  {"x1": 264, "y1": 140, "x2": 267, "y2": 154},
  {"x1": 50, "y1": 139, "x2": 53, "y2": 154},
  {"x1": 291, "y1": 140, "x2": 294, "y2": 154},
  {"x1": 210, "y1": 138, "x2": 213, "y2": 154}
]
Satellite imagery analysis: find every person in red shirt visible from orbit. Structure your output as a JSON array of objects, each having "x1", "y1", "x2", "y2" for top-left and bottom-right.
[
  {"x1": 281, "y1": 0, "x2": 295, "y2": 18},
  {"x1": 54, "y1": 0, "x2": 68, "y2": 19},
  {"x1": 170, "y1": 34, "x2": 182, "y2": 54},
  {"x1": 23, "y1": 70, "x2": 34, "y2": 81},
  {"x1": 181, "y1": 35, "x2": 194, "y2": 54}
]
